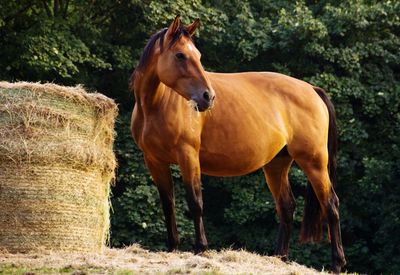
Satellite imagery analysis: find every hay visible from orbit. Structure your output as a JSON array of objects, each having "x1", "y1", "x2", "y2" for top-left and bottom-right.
[
  {"x1": 0, "y1": 246, "x2": 328, "y2": 274},
  {"x1": 0, "y1": 82, "x2": 117, "y2": 253}
]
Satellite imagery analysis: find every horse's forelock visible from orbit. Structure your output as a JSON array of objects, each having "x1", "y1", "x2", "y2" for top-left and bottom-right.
[{"x1": 168, "y1": 26, "x2": 192, "y2": 48}]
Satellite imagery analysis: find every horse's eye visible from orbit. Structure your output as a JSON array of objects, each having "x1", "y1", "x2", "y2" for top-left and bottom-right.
[{"x1": 175, "y1": 52, "x2": 186, "y2": 61}]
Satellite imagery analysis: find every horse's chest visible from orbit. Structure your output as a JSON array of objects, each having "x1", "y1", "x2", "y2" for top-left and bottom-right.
[{"x1": 134, "y1": 116, "x2": 180, "y2": 162}]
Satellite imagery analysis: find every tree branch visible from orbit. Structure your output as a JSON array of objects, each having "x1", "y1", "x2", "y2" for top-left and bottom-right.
[
  {"x1": 62, "y1": 0, "x2": 70, "y2": 18},
  {"x1": 41, "y1": 0, "x2": 52, "y2": 17},
  {"x1": 3, "y1": 3, "x2": 35, "y2": 24},
  {"x1": 90, "y1": 3, "x2": 121, "y2": 26},
  {"x1": 54, "y1": 0, "x2": 60, "y2": 17}
]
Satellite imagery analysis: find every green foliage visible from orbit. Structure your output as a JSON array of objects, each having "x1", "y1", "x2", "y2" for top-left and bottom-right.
[
  {"x1": 20, "y1": 20, "x2": 111, "y2": 79},
  {"x1": 1, "y1": 0, "x2": 399, "y2": 273}
]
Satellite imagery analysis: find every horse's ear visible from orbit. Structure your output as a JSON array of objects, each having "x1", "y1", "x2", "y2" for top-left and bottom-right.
[
  {"x1": 166, "y1": 15, "x2": 181, "y2": 38},
  {"x1": 185, "y1": 18, "x2": 200, "y2": 36}
]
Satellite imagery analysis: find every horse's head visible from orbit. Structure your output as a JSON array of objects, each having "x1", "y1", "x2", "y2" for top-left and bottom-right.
[{"x1": 157, "y1": 16, "x2": 215, "y2": 112}]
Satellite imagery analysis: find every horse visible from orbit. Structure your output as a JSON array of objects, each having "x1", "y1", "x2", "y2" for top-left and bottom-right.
[{"x1": 130, "y1": 15, "x2": 346, "y2": 273}]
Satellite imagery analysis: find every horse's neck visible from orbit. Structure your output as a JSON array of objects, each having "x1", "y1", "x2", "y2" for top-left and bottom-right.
[
  {"x1": 134, "y1": 69, "x2": 166, "y2": 115},
  {"x1": 134, "y1": 67, "x2": 202, "y2": 131}
]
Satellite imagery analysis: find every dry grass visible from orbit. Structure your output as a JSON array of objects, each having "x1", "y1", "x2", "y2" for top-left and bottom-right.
[
  {"x1": 0, "y1": 245, "x2": 328, "y2": 275},
  {"x1": 0, "y1": 82, "x2": 117, "y2": 254}
]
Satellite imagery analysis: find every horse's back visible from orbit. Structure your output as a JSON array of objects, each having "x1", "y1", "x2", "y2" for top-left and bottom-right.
[
  {"x1": 199, "y1": 71, "x2": 329, "y2": 176},
  {"x1": 207, "y1": 71, "x2": 329, "y2": 139}
]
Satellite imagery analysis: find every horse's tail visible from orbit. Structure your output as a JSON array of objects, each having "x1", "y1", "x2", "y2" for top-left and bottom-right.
[
  {"x1": 314, "y1": 86, "x2": 338, "y2": 188},
  {"x1": 300, "y1": 86, "x2": 338, "y2": 243}
]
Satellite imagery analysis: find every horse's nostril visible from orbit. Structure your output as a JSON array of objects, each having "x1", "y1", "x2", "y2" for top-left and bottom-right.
[{"x1": 203, "y1": 91, "x2": 210, "y2": 101}]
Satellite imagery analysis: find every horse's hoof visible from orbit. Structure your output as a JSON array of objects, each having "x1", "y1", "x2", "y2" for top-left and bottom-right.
[
  {"x1": 272, "y1": 250, "x2": 288, "y2": 262},
  {"x1": 194, "y1": 243, "x2": 208, "y2": 254},
  {"x1": 331, "y1": 261, "x2": 346, "y2": 274},
  {"x1": 278, "y1": 255, "x2": 288, "y2": 262},
  {"x1": 167, "y1": 243, "x2": 179, "y2": 253}
]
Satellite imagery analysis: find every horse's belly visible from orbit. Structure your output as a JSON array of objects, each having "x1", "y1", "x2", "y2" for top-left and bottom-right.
[
  {"x1": 200, "y1": 155, "x2": 263, "y2": 176},
  {"x1": 199, "y1": 140, "x2": 284, "y2": 176}
]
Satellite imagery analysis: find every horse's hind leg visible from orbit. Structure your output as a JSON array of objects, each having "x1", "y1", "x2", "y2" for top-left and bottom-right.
[
  {"x1": 292, "y1": 151, "x2": 346, "y2": 273},
  {"x1": 327, "y1": 187, "x2": 346, "y2": 273},
  {"x1": 145, "y1": 158, "x2": 179, "y2": 251},
  {"x1": 263, "y1": 148, "x2": 295, "y2": 261}
]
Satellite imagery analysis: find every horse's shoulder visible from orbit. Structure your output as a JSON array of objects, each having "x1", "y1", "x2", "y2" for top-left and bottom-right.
[{"x1": 131, "y1": 104, "x2": 144, "y2": 146}]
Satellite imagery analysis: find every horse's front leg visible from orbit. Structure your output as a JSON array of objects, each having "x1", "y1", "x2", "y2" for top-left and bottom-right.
[
  {"x1": 178, "y1": 147, "x2": 208, "y2": 254},
  {"x1": 145, "y1": 158, "x2": 179, "y2": 251}
]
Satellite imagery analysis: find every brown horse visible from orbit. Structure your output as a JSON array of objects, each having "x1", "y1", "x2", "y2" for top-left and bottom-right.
[{"x1": 130, "y1": 16, "x2": 346, "y2": 273}]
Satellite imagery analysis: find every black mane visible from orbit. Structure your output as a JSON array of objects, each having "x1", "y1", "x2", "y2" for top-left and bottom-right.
[{"x1": 136, "y1": 26, "x2": 192, "y2": 72}]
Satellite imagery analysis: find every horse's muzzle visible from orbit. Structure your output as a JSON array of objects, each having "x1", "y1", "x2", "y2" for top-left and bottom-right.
[{"x1": 193, "y1": 90, "x2": 215, "y2": 112}]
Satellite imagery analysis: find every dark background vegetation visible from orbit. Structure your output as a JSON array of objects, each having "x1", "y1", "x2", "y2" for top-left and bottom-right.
[{"x1": 1, "y1": 0, "x2": 399, "y2": 273}]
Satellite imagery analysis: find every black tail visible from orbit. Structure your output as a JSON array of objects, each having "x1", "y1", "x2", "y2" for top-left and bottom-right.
[
  {"x1": 314, "y1": 86, "x2": 338, "y2": 188},
  {"x1": 300, "y1": 87, "x2": 338, "y2": 243}
]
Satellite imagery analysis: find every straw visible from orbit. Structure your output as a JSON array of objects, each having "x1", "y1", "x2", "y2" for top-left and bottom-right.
[{"x1": 0, "y1": 82, "x2": 117, "y2": 253}]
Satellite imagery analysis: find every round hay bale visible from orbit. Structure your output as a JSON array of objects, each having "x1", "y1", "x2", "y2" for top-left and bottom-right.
[{"x1": 0, "y1": 82, "x2": 117, "y2": 253}]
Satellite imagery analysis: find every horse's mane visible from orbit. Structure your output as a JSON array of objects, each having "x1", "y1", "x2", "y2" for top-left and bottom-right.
[
  {"x1": 135, "y1": 26, "x2": 193, "y2": 72},
  {"x1": 130, "y1": 26, "x2": 193, "y2": 93}
]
